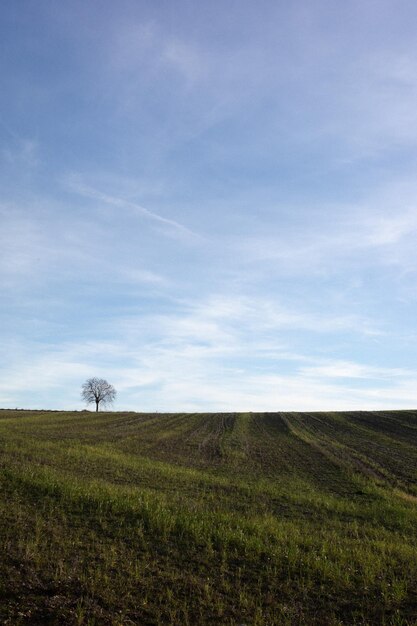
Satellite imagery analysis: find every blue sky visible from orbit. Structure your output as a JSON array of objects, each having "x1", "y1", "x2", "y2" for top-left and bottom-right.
[{"x1": 2, "y1": 1, "x2": 417, "y2": 411}]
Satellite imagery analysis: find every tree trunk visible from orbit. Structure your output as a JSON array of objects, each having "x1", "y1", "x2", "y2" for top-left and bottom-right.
[{"x1": 96, "y1": 400, "x2": 99, "y2": 412}]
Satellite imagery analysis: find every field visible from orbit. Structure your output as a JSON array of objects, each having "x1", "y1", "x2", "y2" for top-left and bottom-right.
[{"x1": 1, "y1": 410, "x2": 417, "y2": 625}]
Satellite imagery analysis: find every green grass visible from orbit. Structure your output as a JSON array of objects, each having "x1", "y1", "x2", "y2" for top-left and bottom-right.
[{"x1": 1, "y1": 410, "x2": 417, "y2": 624}]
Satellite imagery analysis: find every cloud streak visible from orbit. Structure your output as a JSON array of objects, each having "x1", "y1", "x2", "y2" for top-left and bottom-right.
[{"x1": 66, "y1": 178, "x2": 199, "y2": 239}]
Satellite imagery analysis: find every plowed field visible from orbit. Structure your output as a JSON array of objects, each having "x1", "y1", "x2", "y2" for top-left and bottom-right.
[{"x1": 1, "y1": 410, "x2": 417, "y2": 625}]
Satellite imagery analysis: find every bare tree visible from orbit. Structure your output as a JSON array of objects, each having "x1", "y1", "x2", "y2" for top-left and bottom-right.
[{"x1": 81, "y1": 378, "x2": 116, "y2": 412}]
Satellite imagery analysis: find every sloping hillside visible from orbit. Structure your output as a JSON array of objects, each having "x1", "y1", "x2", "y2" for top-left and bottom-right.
[{"x1": 1, "y1": 410, "x2": 417, "y2": 625}]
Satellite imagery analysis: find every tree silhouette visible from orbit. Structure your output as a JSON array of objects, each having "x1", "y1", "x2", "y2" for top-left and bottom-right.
[{"x1": 81, "y1": 378, "x2": 116, "y2": 412}]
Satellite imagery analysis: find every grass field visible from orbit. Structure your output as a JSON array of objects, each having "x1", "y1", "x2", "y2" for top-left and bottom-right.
[{"x1": 1, "y1": 409, "x2": 417, "y2": 625}]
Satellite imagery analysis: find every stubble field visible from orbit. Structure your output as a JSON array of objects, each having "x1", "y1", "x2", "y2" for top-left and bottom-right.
[{"x1": 1, "y1": 409, "x2": 417, "y2": 625}]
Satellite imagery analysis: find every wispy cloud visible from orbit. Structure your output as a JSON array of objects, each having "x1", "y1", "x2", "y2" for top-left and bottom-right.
[
  {"x1": 299, "y1": 360, "x2": 411, "y2": 380},
  {"x1": 66, "y1": 177, "x2": 200, "y2": 240},
  {"x1": 2, "y1": 138, "x2": 38, "y2": 168},
  {"x1": 3, "y1": 333, "x2": 416, "y2": 412},
  {"x1": 0, "y1": 278, "x2": 414, "y2": 411},
  {"x1": 233, "y1": 182, "x2": 417, "y2": 281},
  {"x1": 0, "y1": 200, "x2": 168, "y2": 292}
]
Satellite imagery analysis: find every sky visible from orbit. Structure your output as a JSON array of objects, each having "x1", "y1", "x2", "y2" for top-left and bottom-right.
[{"x1": 2, "y1": 1, "x2": 417, "y2": 411}]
